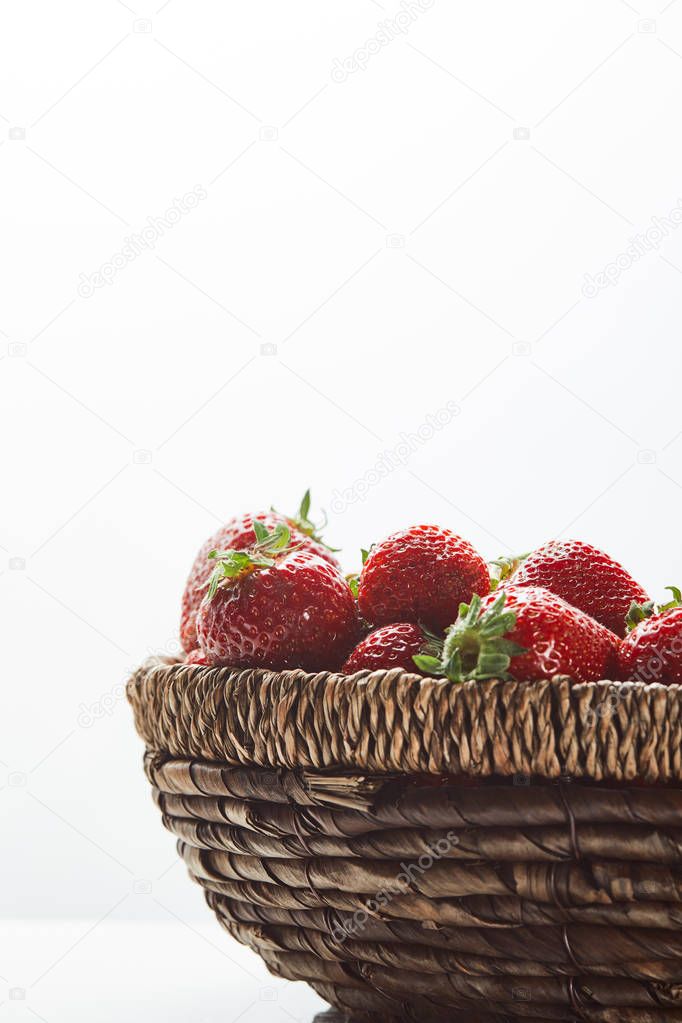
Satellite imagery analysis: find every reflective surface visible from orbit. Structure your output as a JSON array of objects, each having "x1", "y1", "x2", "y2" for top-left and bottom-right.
[{"x1": 0, "y1": 919, "x2": 328, "y2": 1021}]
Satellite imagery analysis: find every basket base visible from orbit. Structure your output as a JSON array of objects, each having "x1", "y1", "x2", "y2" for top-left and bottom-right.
[{"x1": 144, "y1": 750, "x2": 682, "y2": 1023}]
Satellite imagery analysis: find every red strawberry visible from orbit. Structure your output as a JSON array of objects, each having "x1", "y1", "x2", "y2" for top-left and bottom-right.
[
  {"x1": 181, "y1": 491, "x2": 338, "y2": 652},
  {"x1": 415, "y1": 586, "x2": 620, "y2": 684},
  {"x1": 342, "y1": 622, "x2": 439, "y2": 674},
  {"x1": 508, "y1": 540, "x2": 648, "y2": 637},
  {"x1": 196, "y1": 522, "x2": 358, "y2": 672},
  {"x1": 358, "y1": 525, "x2": 490, "y2": 632},
  {"x1": 619, "y1": 605, "x2": 682, "y2": 684}
]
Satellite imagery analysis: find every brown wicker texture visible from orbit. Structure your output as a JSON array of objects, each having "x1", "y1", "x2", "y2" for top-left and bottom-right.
[{"x1": 128, "y1": 660, "x2": 682, "y2": 1023}]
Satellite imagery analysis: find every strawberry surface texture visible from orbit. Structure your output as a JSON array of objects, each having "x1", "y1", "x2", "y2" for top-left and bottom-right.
[
  {"x1": 358, "y1": 525, "x2": 490, "y2": 632},
  {"x1": 511, "y1": 539, "x2": 648, "y2": 636},
  {"x1": 342, "y1": 622, "x2": 429, "y2": 674}
]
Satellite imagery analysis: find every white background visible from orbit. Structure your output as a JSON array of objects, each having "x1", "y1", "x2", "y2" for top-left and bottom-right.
[{"x1": 2, "y1": 0, "x2": 682, "y2": 1018}]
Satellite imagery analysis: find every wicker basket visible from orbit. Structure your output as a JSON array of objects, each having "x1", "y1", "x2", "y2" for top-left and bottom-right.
[{"x1": 128, "y1": 660, "x2": 682, "y2": 1023}]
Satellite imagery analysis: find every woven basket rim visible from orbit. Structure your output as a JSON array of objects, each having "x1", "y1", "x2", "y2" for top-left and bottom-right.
[{"x1": 127, "y1": 658, "x2": 682, "y2": 783}]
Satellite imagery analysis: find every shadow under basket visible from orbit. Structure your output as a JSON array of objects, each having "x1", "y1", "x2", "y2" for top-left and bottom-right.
[{"x1": 127, "y1": 660, "x2": 682, "y2": 1023}]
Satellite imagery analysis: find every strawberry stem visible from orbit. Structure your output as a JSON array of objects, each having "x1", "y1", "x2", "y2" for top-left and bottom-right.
[{"x1": 489, "y1": 552, "x2": 529, "y2": 591}]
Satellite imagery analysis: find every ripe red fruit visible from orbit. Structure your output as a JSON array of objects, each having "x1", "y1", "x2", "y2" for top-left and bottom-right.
[
  {"x1": 358, "y1": 525, "x2": 490, "y2": 632},
  {"x1": 619, "y1": 606, "x2": 682, "y2": 685},
  {"x1": 342, "y1": 623, "x2": 438, "y2": 675},
  {"x1": 509, "y1": 539, "x2": 648, "y2": 637},
  {"x1": 196, "y1": 524, "x2": 358, "y2": 672},
  {"x1": 416, "y1": 586, "x2": 620, "y2": 684},
  {"x1": 181, "y1": 493, "x2": 338, "y2": 652}
]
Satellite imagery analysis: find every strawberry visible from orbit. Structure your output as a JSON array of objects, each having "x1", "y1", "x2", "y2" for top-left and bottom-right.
[
  {"x1": 180, "y1": 491, "x2": 338, "y2": 652},
  {"x1": 357, "y1": 525, "x2": 490, "y2": 632},
  {"x1": 196, "y1": 522, "x2": 358, "y2": 672},
  {"x1": 415, "y1": 586, "x2": 620, "y2": 684},
  {"x1": 342, "y1": 622, "x2": 440, "y2": 675},
  {"x1": 507, "y1": 539, "x2": 648, "y2": 636},
  {"x1": 620, "y1": 595, "x2": 682, "y2": 684}
]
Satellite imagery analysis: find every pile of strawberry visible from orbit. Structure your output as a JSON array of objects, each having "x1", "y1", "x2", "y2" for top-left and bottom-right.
[{"x1": 180, "y1": 492, "x2": 682, "y2": 686}]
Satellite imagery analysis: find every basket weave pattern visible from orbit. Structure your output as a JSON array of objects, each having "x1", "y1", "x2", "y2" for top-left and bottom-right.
[{"x1": 128, "y1": 661, "x2": 682, "y2": 1022}]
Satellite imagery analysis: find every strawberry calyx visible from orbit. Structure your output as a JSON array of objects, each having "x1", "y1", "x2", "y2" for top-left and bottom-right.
[
  {"x1": 626, "y1": 600, "x2": 656, "y2": 631},
  {"x1": 277, "y1": 489, "x2": 340, "y2": 554},
  {"x1": 413, "y1": 592, "x2": 526, "y2": 682},
  {"x1": 661, "y1": 586, "x2": 682, "y2": 611},
  {"x1": 626, "y1": 586, "x2": 682, "y2": 631},
  {"x1": 347, "y1": 547, "x2": 372, "y2": 599},
  {"x1": 205, "y1": 521, "x2": 295, "y2": 601},
  {"x1": 489, "y1": 552, "x2": 529, "y2": 591}
]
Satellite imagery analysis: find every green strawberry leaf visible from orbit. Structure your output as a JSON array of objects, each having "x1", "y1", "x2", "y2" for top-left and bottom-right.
[
  {"x1": 347, "y1": 547, "x2": 374, "y2": 599},
  {"x1": 626, "y1": 587, "x2": 682, "y2": 631},
  {"x1": 661, "y1": 586, "x2": 682, "y2": 612},
  {"x1": 277, "y1": 489, "x2": 340, "y2": 553},
  {"x1": 204, "y1": 522, "x2": 295, "y2": 601},
  {"x1": 298, "y1": 488, "x2": 312, "y2": 523},
  {"x1": 252, "y1": 519, "x2": 269, "y2": 544},
  {"x1": 421, "y1": 591, "x2": 526, "y2": 683},
  {"x1": 626, "y1": 600, "x2": 655, "y2": 631},
  {"x1": 266, "y1": 523, "x2": 291, "y2": 552},
  {"x1": 412, "y1": 654, "x2": 443, "y2": 675}
]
